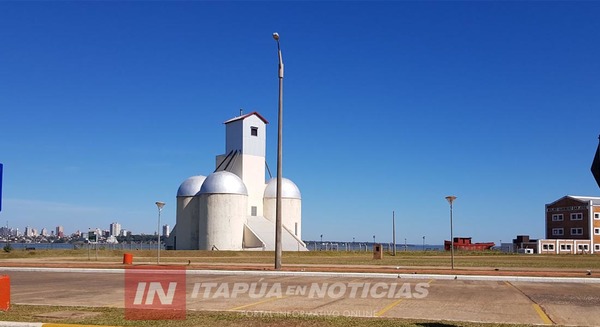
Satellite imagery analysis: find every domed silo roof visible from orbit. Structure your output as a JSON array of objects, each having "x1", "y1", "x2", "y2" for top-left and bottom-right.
[
  {"x1": 264, "y1": 178, "x2": 301, "y2": 199},
  {"x1": 177, "y1": 175, "x2": 207, "y2": 197},
  {"x1": 199, "y1": 171, "x2": 248, "y2": 195}
]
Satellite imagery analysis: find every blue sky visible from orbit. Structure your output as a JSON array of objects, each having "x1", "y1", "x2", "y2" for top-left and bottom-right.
[{"x1": 1, "y1": 1, "x2": 599, "y2": 245}]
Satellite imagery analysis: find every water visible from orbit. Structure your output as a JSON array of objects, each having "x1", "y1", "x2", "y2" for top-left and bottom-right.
[{"x1": 304, "y1": 241, "x2": 444, "y2": 252}]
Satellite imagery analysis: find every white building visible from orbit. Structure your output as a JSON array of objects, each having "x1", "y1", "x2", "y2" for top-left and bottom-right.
[
  {"x1": 168, "y1": 112, "x2": 306, "y2": 251},
  {"x1": 110, "y1": 222, "x2": 121, "y2": 237},
  {"x1": 162, "y1": 224, "x2": 170, "y2": 238}
]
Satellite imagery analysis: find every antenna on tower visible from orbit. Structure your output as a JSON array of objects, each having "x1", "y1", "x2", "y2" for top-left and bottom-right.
[{"x1": 240, "y1": 108, "x2": 243, "y2": 116}]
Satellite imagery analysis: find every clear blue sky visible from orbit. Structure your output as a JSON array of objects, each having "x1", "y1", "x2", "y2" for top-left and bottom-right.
[{"x1": 1, "y1": 1, "x2": 599, "y2": 245}]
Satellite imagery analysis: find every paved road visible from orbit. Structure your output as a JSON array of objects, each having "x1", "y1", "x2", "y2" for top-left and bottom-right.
[{"x1": 3, "y1": 268, "x2": 600, "y2": 326}]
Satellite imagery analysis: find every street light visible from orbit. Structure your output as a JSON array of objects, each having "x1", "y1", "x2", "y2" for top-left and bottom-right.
[
  {"x1": 273, "y1": 32, "x2": 284, "y2": 270},
  {"x1": 155, "y1": 201, "x2": 165, "y2": 264},
  {"x1": 445, "y1": 195, "x2": 457, "y2": 269},
  {"x1": 423, "y1": 236, "x2": 425, "y2": 251}
]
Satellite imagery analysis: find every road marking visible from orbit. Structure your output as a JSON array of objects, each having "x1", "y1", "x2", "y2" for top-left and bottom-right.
[
  {"x1": 504, "y1": 281, "x2": 553, "y2": 325},
  {"x1": 228, "y1": 296, "x2": 286, "y2": 311},
  {"x1": 532, "y1": 303, "x2": 553, "y2": 325},
  {"x1": 375, "y1": 298, "x2": 404, "y2": 317},
  {"x1": 375, "y1": 279, "x2": 434, "y2": 317}
]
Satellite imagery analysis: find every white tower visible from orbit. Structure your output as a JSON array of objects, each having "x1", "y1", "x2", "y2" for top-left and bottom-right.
[
  {"x1": 170, "y1": 111, "x2": 306, "y2": 251},
  {"x1": 216, "y1": 112, "x2": 268, "y2": 218}
]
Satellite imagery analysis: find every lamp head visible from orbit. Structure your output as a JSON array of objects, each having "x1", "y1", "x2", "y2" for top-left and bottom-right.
[
  {"x1": 155, "y1": 201, "x2": 166, "y2": 210},
  {"x1": 445, "y1": 196, "x2": 457, "y2": 204},
  {"x1": 272, "y1": 32, "x2": 280, "y2": 41}
]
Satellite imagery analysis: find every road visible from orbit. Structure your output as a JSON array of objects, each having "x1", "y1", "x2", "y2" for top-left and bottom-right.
[{"x1": 3, "y1": 268, "x2": 600, "y2": 326}]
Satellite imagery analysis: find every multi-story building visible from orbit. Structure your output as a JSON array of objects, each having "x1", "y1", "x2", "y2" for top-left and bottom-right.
[
  {"x1": 110, "y1": 222, "x2": 121, "y2": 237},
  {"x1": 539, "y1": 195, "x2": 600, "y2": 254},
  {"x1": 162, "y1": 224, "x2": 170, "y2": 238},
  {"x1": 55, "y1": 226, "x2": 64, "y2": 238}
]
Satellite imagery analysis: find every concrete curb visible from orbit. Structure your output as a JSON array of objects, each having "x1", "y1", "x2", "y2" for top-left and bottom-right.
[
  {"x1": 0, "y1": 322, "x2": 42, "y2": 327},
  {"x1": 1, "y1": 266, "x2": 600, "y2": 283}
]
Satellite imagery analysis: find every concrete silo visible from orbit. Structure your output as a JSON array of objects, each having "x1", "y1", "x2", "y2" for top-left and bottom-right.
[
  {"x1": 263, "y1": 178, "x2": 302, "y2": 240},
  {"x1": 175, "y1": 175, "x2": 206, "y2": 250},
  {"x1": 198, "y1": 171, "x2": 248, "y2": 250}
]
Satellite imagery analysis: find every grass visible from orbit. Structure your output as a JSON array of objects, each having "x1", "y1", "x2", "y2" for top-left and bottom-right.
[
  {"x1": 0, "y1": 304, "x2": 537, "y2": 327},
  {"x1": 2, "y1": 249, "x2": 600, "y2": 270}
]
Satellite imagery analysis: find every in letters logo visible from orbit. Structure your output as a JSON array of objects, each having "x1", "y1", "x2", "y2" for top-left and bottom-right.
[{"x1": 124, "y1": 265, "x2": 186, "y2": 320}]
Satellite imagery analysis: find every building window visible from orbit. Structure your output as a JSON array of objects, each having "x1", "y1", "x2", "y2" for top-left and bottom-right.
[
  {"x1": 570, "y1": 213, "x2": 583, "y2": 220},
  {"x1": 552, "y1": 214, "x2": 563, "y2": 221},
  {"x1": 542, "y1": 244, "x2": 548, "y2": 250},
  {"x1": 595, "y1": 228, "x2": 600, "y2": 235},
  {"x1": 577, "y1": 244, "x2": 589, "y2": 251},
  {"x1": 560, "y1": 244, "x2": 572, "y2": 251},
  {"x1": 552, "y1": 228, "x2": 564, "y2": 236},
  {"x1": 251, "y1": 206, "x2": 257, "y2": 216},
  {"x1": 251, "y1": 126, "x2": 258, "y2": 136},
  {"x1": 571, "y1": 228, "x2": 583, "y2": 236},
  {"x1": 596, "y1": 244, "x2": 600, "y2": 251},
  {"x1": 548, "y1": 244, "x2": 554, "y2": 250},
  {"x1": 595, "y1": 213, "x2": 600, "y2": 220}
]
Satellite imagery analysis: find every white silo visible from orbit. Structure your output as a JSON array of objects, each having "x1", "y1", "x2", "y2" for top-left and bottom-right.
[
  {"x1": 175, "y1": 175, "x2": 206, "y2": 250},
  {"x1": 198, "y1": 171, "x2": 248, "y2": 250},
  {"x1": 263, "y1": 178, "x2": 302, "y2": 239}
]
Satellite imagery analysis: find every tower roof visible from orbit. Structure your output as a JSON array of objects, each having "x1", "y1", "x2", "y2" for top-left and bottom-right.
[
  {"x1": 199, "y1": 171, "x2": 248, "y2": 195},
  {"x1": 264, "y1": 178, "x2": 301, "y2": 199},
  {"x1": 177, "y1": 175, "x2": 206, "y2": 197},
  {"x1": 223, "y1": 111, "x2": 269, "y2": 125}
]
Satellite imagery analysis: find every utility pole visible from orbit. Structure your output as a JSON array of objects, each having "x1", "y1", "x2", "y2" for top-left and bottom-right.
[{"x1": 392, "y1": 211, "x2": 396, "y2": 256}]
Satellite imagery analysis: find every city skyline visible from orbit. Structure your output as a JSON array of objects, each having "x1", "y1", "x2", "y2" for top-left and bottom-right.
[{"x1": 1, "y1": 2, "x2": 600, "y2": 245}]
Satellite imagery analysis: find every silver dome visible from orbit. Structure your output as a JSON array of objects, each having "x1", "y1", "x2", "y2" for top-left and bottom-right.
[
  {"x1": 199, "y1": 171, "x2": 248, "y2": 195},
  {"x1": 177, "y1": 175, "x2": 206, "y2": 197},
  {"x1": 264, "y1": 178, "x2": 301, "y2": 199}
]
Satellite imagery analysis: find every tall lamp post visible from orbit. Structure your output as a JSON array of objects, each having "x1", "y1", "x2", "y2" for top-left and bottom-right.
[
  {"x1": 445, "y1": 195, "x2": 457, "y2": 269},
  {"x1": 273, "y1": 32, "x2": 284, "y2": 270},
  {"x1": 155, "y1": 201, "x2": 165, "y2": 264}
]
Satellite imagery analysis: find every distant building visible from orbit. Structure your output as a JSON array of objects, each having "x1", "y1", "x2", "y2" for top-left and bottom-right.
[
  {"x1": 110, "y1": 222, "x2": 121, "y2": 237},
  {"x1": 0, "y1": 227, "x2": 16, "y2": 237},
  {"x1": 444, "y1": 237, "x2": 494, "y2": 251},
  {"x1": 40, "y1": 228, "x2": 48, "y2": 237},
  {"x1": 56, "y1": 226, "x2": 64, "y2": 238},
  {"x1": 162, "y1": 224, "x2": 170, "y2": 238},
  {"x1": 512, "y1": 235, "x2": 537, "y2": 253},
  {"x1": 538, "y1": 195, "x2": 600, "y2": 254}
]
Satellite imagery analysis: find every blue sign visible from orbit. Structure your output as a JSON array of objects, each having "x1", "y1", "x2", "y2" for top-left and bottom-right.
[{"x1": 0, "y1": 163, "x2": 3, "y2": 212}]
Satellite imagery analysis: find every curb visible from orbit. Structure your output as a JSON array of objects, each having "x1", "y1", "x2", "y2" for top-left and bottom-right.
[{"x1": 1, "y1": 266, "x2": 600, "y2": 283}]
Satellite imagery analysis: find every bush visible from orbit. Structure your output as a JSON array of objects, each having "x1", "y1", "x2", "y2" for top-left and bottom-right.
[{"x1": 3, "y1": 243, "x2": 13, "y2": 253}]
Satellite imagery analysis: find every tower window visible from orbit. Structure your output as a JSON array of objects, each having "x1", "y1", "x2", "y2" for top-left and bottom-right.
[
  {"x1": 251, "y1": 126, "x2": 258, "y2": 136},
  {"x1": 251, "y1": 206, "x2": 257, "y2": 216}
]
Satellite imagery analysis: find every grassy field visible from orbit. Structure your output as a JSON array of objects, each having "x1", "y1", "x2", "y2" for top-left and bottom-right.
[
  {"x1": 2, "y1": 248, "x2": 600, "y2": 270},
  {"x1": 0, "y1": 304, "x2": 537, "y2": 327}
]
